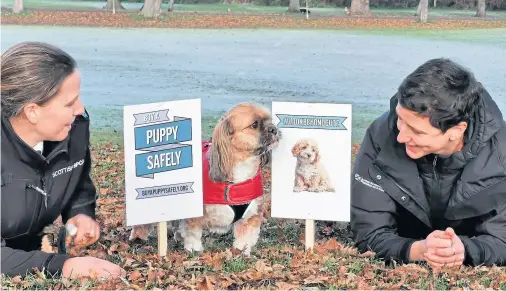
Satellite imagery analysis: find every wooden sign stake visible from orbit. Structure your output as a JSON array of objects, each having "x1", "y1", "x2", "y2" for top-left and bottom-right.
[
  {"x1": 305, "y1": 219, "x2": 315, "y2": 251},
  {"x1": 157, "y1": 221, "x2": 168, "y2": 257}
]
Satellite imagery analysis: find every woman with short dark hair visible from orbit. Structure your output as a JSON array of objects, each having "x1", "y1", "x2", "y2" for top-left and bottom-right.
[
  {"x1": 1, "y1": 41, "x2": 123, "y2": 278},
  {"x1": 351, "y1": 58, "x2": 506, "y2": 268}
]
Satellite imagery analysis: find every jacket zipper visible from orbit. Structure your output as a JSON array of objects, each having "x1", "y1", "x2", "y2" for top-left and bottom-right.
[
  {"x1": 431, "y1": 155, "x2": 441, "y2": 228},
  {"x1": 28, "y1": 157, "x2": 54, "y2": 210},
  {"x1": 432, "y1": 155, "x2": 438, "y2": 179}
]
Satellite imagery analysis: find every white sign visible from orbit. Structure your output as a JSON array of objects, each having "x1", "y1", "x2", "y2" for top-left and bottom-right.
[
  {"x1": 123, "y1": 99, "x2": 203, "y2": 226},
  {"x1": 271, "y1": 101, "x2": 352, "y2": 222}
]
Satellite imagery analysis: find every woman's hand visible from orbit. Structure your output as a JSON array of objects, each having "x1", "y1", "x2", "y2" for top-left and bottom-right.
[
  {"x1": 424, "y1": 227, "x2": 465, "y2": 268},
  {"x1": 66, "y1": 214, "x2": 100, "y2": 247},
  {"x1": 62, "y1": 256, "x2": 125, "y2": 279}
]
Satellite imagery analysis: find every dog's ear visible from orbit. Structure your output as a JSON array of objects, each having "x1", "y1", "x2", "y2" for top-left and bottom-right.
[
  {"x1": 260, "y1": 150, "x2": 271, "y2": 168},
  {"x1": 209, "y1": 117, "x2": 234, "y2": 182},
  {"x1": 311, "y1": 146, "x2": 320, "y2": 165},
  {"x1": 291, "y1": 142, "x2": 302, "y2": 157}
]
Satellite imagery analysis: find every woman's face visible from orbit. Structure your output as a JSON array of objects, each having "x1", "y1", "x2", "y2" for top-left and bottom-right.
[{"x1": 34, "y1": 69, "x2": 85, "y2": 142}]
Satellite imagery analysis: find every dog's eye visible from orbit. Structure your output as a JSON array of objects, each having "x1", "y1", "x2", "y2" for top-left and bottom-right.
[{"x1": 250, "y1": 121, "x2": 259, "y2": 129}]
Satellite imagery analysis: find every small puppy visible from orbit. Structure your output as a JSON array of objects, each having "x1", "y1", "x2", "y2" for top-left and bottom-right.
[
  {"x1": 129, "y1": 103, "x2": 281, "y2": 255},
  {"x1": 291, "y1": 138, "x2": 334, "y2": 193}
]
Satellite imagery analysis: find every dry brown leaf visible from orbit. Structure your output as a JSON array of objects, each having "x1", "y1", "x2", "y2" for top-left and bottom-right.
[
  {"x1": 197, "y1": 276, "x2": 215, "y2": 290},
  {"x1": 224, "y1": 249, "x2": 234, "y2": 260},
  {"x1": 218, "y1": 277, "x2": 234, "y2": 289},
  {"x1": 338, "y1": 266, "x2": 347, "y2": 277},
  {"x1": 364, "y1": 270, "x2": 375, "y2": 280},
  {"x1": 275, "y1": 281, "x2": 300, "y2": 290},
  {"x1": 255, "y1": 260, "x2": 272, "y2": 273},
  {"x1": 129, "y1": 270, "x2": 142, "y2": 282},
  {"x1": 315, "y1": 238, "x2": 342, "y2": 253},
  {"x1": 11, "y1": 276, "x2": 22, "y2": 284},
  {"x1": 4, "y1": 11, "x2": 506, "y2": 31}
]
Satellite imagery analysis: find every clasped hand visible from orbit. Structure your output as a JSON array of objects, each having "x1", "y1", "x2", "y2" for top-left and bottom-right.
[{"x1": 422, "y1": 227, "x2": 465, "y2": 268}]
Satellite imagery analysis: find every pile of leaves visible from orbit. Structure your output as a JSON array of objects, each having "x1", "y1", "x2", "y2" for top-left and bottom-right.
[
  {"x1": 2, "y1": 11, "x2": 506, "y2": 29},
  {"x1": 2, "y1": 141, "x2": 506, "y2": 290}
]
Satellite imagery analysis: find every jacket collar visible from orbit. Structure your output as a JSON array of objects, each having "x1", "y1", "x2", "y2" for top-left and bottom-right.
[
  {"x1": 1, "y1": 116, "x2": 70, "y2": 167},
  {"x1": 375, "y1": 88, "x2": 505, "y2": 220}
]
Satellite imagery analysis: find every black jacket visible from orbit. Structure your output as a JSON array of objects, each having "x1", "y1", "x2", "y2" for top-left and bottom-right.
[
  {"x1": 1, "y1": 111, "x2": 97, "y2": 277},
  {"x1": 351, "y1": 90, "x2": 506, "y2": 266}
]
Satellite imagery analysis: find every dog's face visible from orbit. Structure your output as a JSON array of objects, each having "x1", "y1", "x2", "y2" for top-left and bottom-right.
[
  {"x1": 209, "y1": 102, "x2": 281, "y2": 182},
  {"x1": 292, "y1": 138, "x2": 319, "y2": 164}
]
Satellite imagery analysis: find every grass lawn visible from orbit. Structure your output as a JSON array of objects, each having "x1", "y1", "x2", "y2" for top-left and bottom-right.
[{"x1": 3, "y1": 129, "x2": 506, "y2": 289}]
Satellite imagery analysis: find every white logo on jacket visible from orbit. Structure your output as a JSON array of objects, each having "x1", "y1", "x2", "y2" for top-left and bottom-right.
[
  {"x1": 52, "y1": 159, "x2": 85, "y2": 178},
  {"x1": 355, "y1": 173, "x2": 384, "y2": 192}
]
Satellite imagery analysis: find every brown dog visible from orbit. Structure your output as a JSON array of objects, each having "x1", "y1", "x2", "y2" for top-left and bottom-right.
[
  {"x1": 129, "y1": 102, "x2": 281, "y2": 255},
  {"x1": 291, "y1": 138, "x2": 334, "y2": 193}
]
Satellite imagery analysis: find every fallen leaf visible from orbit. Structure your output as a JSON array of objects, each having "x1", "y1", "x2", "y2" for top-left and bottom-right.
[
  {"x1": 255, "y1": 260, "x2": 272, "y2": 273},
  {"x1": 129, "y1": 270, "x2": 142, "y2": 282},
  {"x1": 272, "y1": 263, "x2": 285, "y2": 271},
  {"x1": 197, "y1": 276, "x2": 214, "y2": 290},
  {"x1": 275, "y1": 281, "x2": 300, "y2": 290}
]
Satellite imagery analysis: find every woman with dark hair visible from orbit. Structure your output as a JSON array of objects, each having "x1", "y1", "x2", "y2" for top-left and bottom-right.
[
  {"x1": 351, "y1": 58, "x2": 506, "y2": 268},
  {"x1": 1, "y1": 42, "x2": 123, "y2": 278}
]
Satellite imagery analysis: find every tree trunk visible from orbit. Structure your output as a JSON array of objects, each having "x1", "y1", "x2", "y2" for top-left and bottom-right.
[
  {"x1": 168, "y1": 0, "x2": 175, "y2": 12},
  {"x1": 13, "y1": 0, "x2": 23, "y2": 13},
  {"x1": 415, "y1": 1, "x2": 421, "y2": 15},
  {"x1": 419, "y1": 0, "x2": 428, "y2": 23},
  {"x1": 288, "y1": 0, "x2": 300, "y2": 12},
  {"x1": 433, "y1": 0, "x2": 437, "y2": 7},
  {"x1": 104, "y1": 0, "x2": 125, "y2": 10},
  {"x1": 350, "y1": 0, "x2": 371, "y2": 16},
  {"x1": 475, "y1": 0, "x2": 486, "y2": 17},
  {"x1": 142, "y1": 0, "x2": 163, "y2": 18}
]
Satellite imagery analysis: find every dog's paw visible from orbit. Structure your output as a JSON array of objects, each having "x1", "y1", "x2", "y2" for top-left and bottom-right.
[
  {"x1": 293, "y1": 186, "x2": 304, "y2": 192},
  {"x1": 184, "y1": 240, "x2": 203, "y2": 252},
  {"x1": 233, "y1": 242, "x2": 252, "y2": 256},
  {"x1": 241, "y1": 248, "x2": 252, "y2": 256},
  {"x1": 308, "y1": 187, "x2": 319, "y2": 192}
]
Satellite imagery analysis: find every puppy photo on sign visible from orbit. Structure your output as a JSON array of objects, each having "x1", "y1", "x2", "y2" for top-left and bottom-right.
[
  {"x1": 271, "y1": 102, "x2": 352, "y2": 222},
  {"x1": 291, "y1": 137, "x2": 335, "y2": 193}
]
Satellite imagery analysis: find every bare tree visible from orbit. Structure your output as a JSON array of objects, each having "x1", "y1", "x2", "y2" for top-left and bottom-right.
[
  {"x1": 168, "y1": 0, "x2": 175, "y2": 12},
  {"x1": 475, "y1": 0, "x2": 486, "y2": 17},
  {"x1": 142, "y1": 0, "x2": 163, "y2": 18},
  {"x1": 350, "y1": 0, "x2": 371, "y2": 16},
  {"x1": 13, "y1": 0, "x2": 23, "y2": 13},
  {"x1": 288, "y1": 0, "x2": 300, "y2": 12},
  {"x1": 414, "y1": 1, "x2": 421, "y2": 15},
  {"x1": 419, "y1": 0, "x2": 428, "y2": 23},
  {"x1": 104, "y1": 0, "x2": 125, "y2": 11}
]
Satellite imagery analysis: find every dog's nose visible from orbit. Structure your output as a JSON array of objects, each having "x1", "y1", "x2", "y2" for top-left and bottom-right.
[{"x1": 268, "y1": 126, "x2": 277, "y2": 134}]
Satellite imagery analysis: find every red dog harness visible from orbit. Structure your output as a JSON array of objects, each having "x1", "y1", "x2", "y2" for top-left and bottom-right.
[{"x1": 202, "y1": 141, "x2": 264, "y2": 205}]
